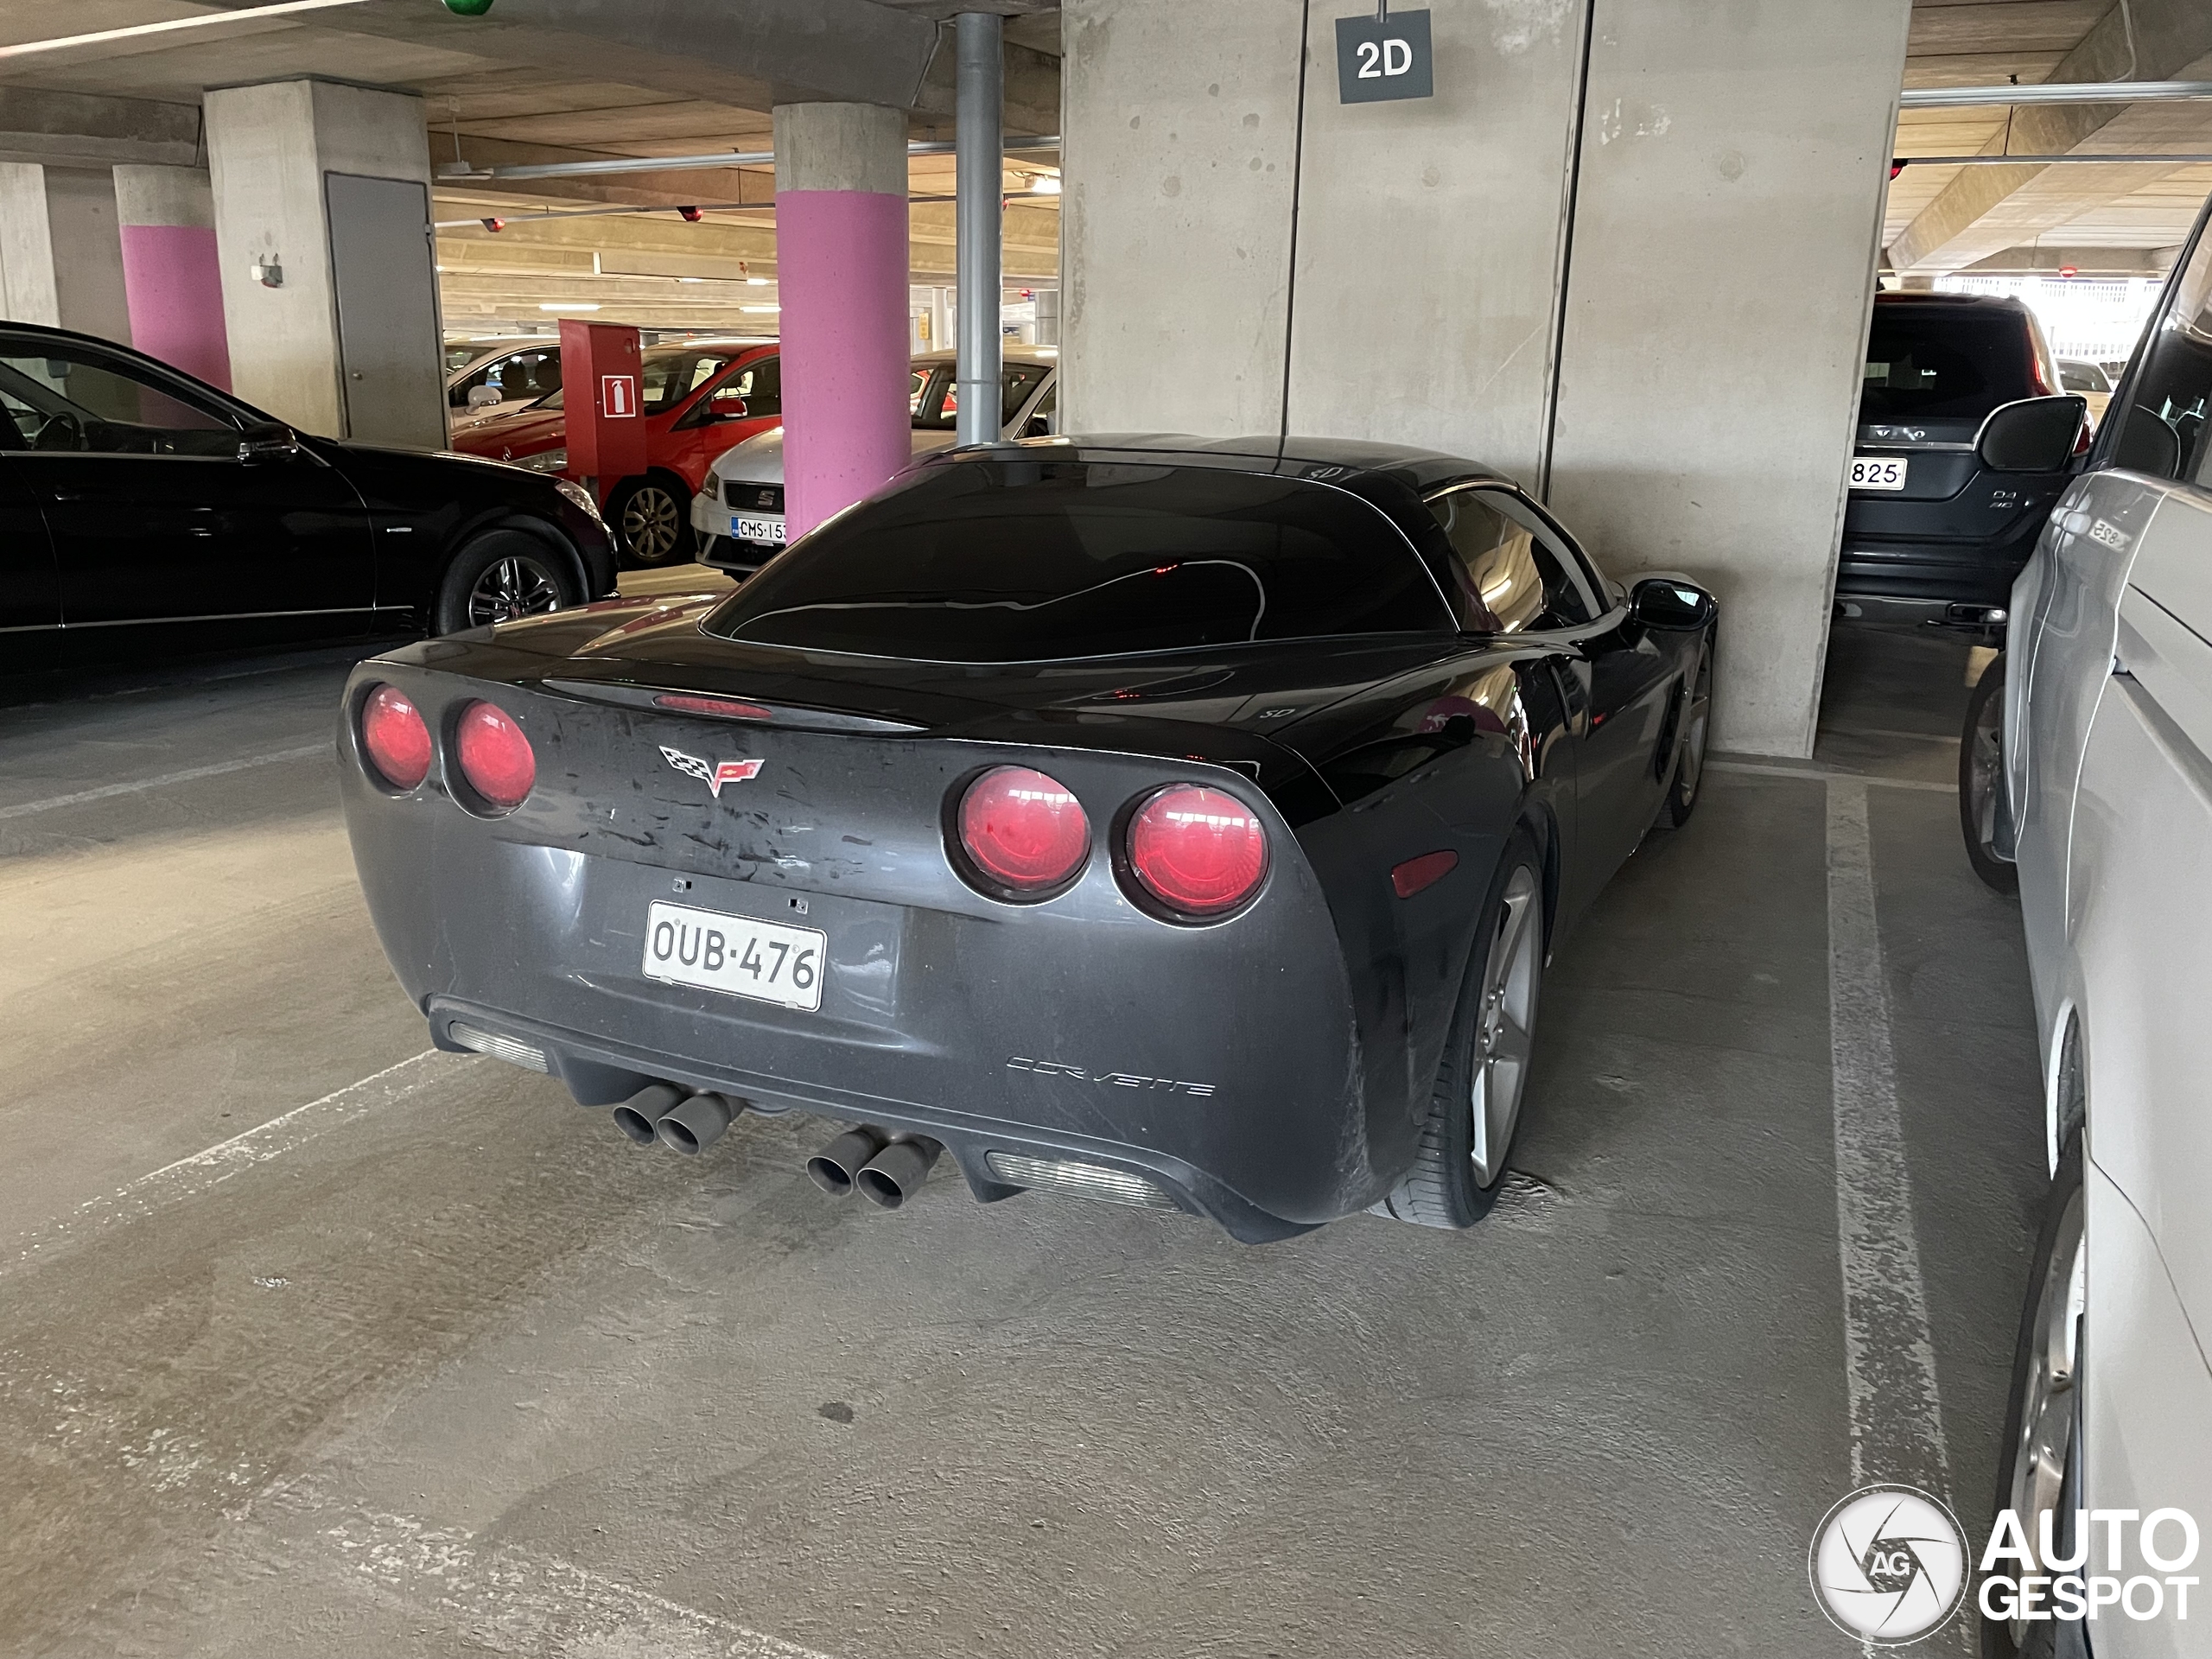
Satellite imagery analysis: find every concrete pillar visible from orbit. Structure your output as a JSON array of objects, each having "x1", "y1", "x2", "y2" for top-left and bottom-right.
[
  {"x1": 113, "y1": 165, "x2": 230, "y2": 390},
  {"x1": 0, "y1": 163, "x2": 131, "y2": 344},
  {"x1": 1544, "y1": 0, "x2": 1913, "y2": 756},
  {"x1": 773, "y1": 101, "x2": 911, "y2": 538},
  {"x1": 205, "y1": 79, "x2": 442, "y2": 447}
]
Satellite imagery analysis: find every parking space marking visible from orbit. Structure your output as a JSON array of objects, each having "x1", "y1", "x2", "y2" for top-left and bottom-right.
[
  {"x1": 0, "y1": 743, "x2": 329, "y2": 821},
  {"x1": 4, "y1": 1050, "x2": 454, "y2": 1278},
  {"x1": 257, "y1": 1485, "x2": 839, "y2": 1659},
  {"x1": 1708, "y1": 760, "x2": 1952, "y2": 793},
  {"x1": 1825, "y1": 779, "x2": 1953, "y2": 1503}
]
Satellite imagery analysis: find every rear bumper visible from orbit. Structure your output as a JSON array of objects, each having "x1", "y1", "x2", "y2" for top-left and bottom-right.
[
  {"x1": 1834, "y1": 537, "x2": 2034, "y2": 608},
  {"x1": 339, "y1": 683, "x2": 1390, "y2": 1243}
]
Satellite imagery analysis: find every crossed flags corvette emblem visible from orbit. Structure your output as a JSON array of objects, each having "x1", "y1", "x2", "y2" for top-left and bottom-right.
[{"x1": 659, "y1": 745, "x2": 764, "y2": 798}]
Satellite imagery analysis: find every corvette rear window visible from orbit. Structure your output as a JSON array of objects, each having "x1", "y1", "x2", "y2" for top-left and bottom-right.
[{"x1": 703, "y1": 460, "x2": 1452, "y2": 661}]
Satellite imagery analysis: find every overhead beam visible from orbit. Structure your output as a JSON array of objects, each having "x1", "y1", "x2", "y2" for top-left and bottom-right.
[
  {"x1": 1890, "y1": 0, "x2": 2212, "y2": 273},
  {"x1": 0, "y1": 86, "x2": 199, "y2": 169}
]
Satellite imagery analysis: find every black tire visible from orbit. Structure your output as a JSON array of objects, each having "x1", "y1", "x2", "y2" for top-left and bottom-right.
[
  {"x1": 1961, "y1": 653, "x2": 2020, "y2": 895},
  {"x1": 1980, "y1": 1128, "x2": 2084, "y2": 1659},
  {"x1": 431, "y1": 530, "x2": 579, "y2": 635},
  {"x1": 1375, "y1": 827, "x2": 1546, "y2": 1229},
  {"x1": 1652, "y1": 641, "x2": 1713, "y2": 831},
  {"x1": 608, "y1": 475, "x2": 693, "y2": 568}
]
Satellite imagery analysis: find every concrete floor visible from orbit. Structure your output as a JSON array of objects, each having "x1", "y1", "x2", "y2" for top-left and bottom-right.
[{"x1": 0, "y1": 590, "x2": 2044, "y2": 1658}]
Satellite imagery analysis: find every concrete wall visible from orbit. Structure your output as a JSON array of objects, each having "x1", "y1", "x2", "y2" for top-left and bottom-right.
[
  {"x1": 1062, "y1": 0, "x2": 1913, "y2": 757},
  {"x1": 0, "y1": 163, "x2": 131, "y2": 346},
  {"x1": 206, "y1": 79, "x2": 435, "y2": 440},
  {"x1": 1547, "y1": 0, "x2": 1910, "y2": 755}
]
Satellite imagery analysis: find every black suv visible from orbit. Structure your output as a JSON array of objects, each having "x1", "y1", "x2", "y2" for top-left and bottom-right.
[{"x1": 1839, "y1": 291, "x2": 2084, "y2": 615}]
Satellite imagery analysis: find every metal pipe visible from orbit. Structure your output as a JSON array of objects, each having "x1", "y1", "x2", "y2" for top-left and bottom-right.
[
  {"x1": 449, "y1": 135, "x2": 1059, "y2": 185},
  {"x1": 956, "y1": 10, "x2": 1005, "y2": 448},
  {"x1": 1900, "y1": 79, "x2": 2212, "y2": 110}
]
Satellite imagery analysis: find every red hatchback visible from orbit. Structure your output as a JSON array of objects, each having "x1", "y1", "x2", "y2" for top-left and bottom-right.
[{"x1": 453, "y1": 338, "x2": 780, "y2": 566}]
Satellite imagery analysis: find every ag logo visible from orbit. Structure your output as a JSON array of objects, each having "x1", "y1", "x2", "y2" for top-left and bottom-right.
[
  {"x1": 1810, "y1": 1484, "x2": 1968, "y2": 1645},
  {"x1": 658, "y1": 745, "x2": 763, "y2": 798}
]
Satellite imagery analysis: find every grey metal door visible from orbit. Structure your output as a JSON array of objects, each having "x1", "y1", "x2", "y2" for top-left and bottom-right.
[{"x1": 325, "y1": 172, "x2": 443, "y2": 450}]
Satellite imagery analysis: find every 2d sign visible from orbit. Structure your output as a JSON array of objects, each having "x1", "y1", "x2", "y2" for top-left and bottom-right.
[
  {"x1": 1336, "y1": 9, "x2": 1433, "y2": 104},
  {"x1": 601, "y1": 374, "x2": 639, "y2": 418}
]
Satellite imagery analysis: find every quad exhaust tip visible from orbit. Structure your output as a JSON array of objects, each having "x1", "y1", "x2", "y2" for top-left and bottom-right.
[
  {"x1": 807, "y1": 1127, "x2": 886, "y2": 1195},
  {"x1": 805, "y1": 1128, "x2": 943, "y2": 1207},
  {"x1": 856, "y1": 1137, "x2": 941, "y2": 1210},
  {"x1": 613, "y1": 1084, "x2": 745, "y2": 1153}
]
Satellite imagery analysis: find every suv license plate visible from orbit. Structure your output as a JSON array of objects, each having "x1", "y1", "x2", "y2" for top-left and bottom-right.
[
  {"x1": 642, "y1": 901, "x2": 824, "y2": 1011},
  {"x1": 732, "y1": 515, "x2": 786, "y2": 543},
  {"x1": 1849, "y1": 455, "x2": 1908, "y2": 491}
]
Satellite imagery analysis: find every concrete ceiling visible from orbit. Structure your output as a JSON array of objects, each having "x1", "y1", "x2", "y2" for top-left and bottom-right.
[
  {"x1": 1889, "y1": 0, "x2": 2212, "y2": 274},
  {"x1": 0, "y1": 0, "x2": 1062, "y2": 330}
]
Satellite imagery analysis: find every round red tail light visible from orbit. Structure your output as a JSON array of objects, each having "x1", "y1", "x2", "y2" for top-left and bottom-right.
[
  {"x1": 957, "y1": 766, "x2": 1090, "y2": 894},
  {"x1": 1127, "y1": 785, "x2": 1268, "y2": 917},
  {"x1": 359, "y1": 683, "x2": 431, "y2": 791},
  {"x1": 454, "y1": 700, "x2": 536, "y2": 809}
]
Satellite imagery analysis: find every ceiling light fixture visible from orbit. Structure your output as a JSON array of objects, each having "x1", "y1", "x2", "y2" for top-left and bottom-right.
[
  {"x1": 741, "y1": 305, "x2": 780, "y2": 314},
  {"x1": 0, "y1": 0, "x2": 374, "y2": 60},
  {"x1": 1030, "y1": 174, "x2": 1062, "y2": 194},
  {"x1": 540, "y1": 302, "x2": 601, "y2": 312},
  {"x1": 746, "y1": 276, "x2": 769, "y2": 286}
]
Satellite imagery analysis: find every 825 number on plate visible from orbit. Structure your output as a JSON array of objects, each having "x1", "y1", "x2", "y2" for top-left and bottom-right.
[{"x1": 1848, "y1": 455, "x2": 1909, "y2": 491}]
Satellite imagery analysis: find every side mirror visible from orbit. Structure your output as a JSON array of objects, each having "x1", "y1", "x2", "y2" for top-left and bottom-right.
[
  {"x1": 709, "y1": 389, "x2": 749, "y2": 420},
  {"x1": 237, "y1": 422, "x2": 299, "y2": 463},
  {"x1": 466, "y1": 384, "x2": 503, "y2": 409},
  {"x1": 1630, "y1": 576, "x2": 1716, "y2": 632},
  {"x1": 1024, "y1": 415, "x2": 1052, "y2": 438},
  {"x1": 1976, "y1": 395, "x2": 2088, "y2": 474}
]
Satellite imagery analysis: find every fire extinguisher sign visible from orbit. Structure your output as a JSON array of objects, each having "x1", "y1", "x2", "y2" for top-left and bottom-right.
[{"x1": 601, "y1": 374, "x2": 639, "y2": 417}]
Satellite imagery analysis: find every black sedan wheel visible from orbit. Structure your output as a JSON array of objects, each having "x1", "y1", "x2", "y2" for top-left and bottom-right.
[
  {"x1": 1961, "y1": 653, "x2": 2019, "y2": 894},
  {"x1": 610, "y1": 478, "x2": 693, "y2": 568},
  {"x1": 1982, "y1": 1131, "x2": 2083, "y2": 1659},
  {"x1": 432, "y1": 531, "x2": 578, "y2": 634},
  {"x1": 1376, "y1": 828, "x2": 1545, "y2": 1229}
]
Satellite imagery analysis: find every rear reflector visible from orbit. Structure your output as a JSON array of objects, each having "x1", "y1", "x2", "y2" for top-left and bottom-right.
[
  {"x1": 448, "y1": 1021, "x2": 549, "y2": 1073},
  {"x1": 653, "y1": 693, "x2": 773, "y2": 721},
  {"x1": 1125, "y1": 785, "x2": 1268, "y2": 916},
  {"x1": 957, "y1": 766, "x2": 1090, "y2": 893},
  {"x1": 984, "y1": 1152, "x2": 1179, "y2": 1210},
  {"x1": 454, "y1": 700, "x2": 536, "y2": 809},
  {"x1": 359, "y1": 683, "x2": 432, "y2": 791},
  {"x1": 1391, "y1": 849, "x2": 1459, "y2": 899}
]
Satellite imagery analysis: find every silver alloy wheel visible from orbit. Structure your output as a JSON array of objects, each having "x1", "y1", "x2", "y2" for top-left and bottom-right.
[
  {"x1": 620, "y1": 485, "x2": 683, "y2": 563},
  {"x1": 1968, "y1": 672, "x2": 2005, "y2": 853},
  {"x1": 1469, "y1": 865, "x2": 1542, "y2": 1186},
  {"x1": 1678, "y1": 652, "x2": 1713, "y2": 807},
  {"x1": 2005, "y1": 1181, "x2": 2085, "y2": 1647},
  {"x1": 465, "y1": 554, "x2": 563, "y2": 628}
]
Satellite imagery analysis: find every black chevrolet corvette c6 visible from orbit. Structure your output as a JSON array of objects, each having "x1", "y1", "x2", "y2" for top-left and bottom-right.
[{"x1": 339, "y1": 437, "x2": 1717, "y2": 1243}]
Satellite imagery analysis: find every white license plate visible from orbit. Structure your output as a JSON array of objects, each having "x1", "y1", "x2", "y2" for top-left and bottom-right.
[
  {"x1": 1849, "y1": 455, "x2": 1909, "y2": 491},
  {"x1": 732, "y1": 515, "x2": 786, "y2": 543},
  {"x1": 641, "y1": 901, "x2": 824, "y2": 1011}
]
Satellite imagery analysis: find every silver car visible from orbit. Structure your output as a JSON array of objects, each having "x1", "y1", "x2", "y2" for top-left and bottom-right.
[
  {"x1": 1965, "y1": 189, "x2": 2212, "y2": 1658},
  {"x1": 692, "y1": 348, "x2": 1059, "y2": 571}
]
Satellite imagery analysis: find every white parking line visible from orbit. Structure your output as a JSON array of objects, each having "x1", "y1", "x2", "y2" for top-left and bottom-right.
[
  {"x1": 257, "y1": 1485, "x2": 839, "y2": 1659},
  {"x1": 1708, "y1": 760, "x2": 1953, "y2": 793},
  {"x1": 0, "y1": 743, "x2": 329, "y2": 821},
  {"x1": 4, "y1": 1050, "x2": 454, "y2": 1278},
  {"x1": 1825, "y1": 779, "x2": 1953, "y2": 1504}
]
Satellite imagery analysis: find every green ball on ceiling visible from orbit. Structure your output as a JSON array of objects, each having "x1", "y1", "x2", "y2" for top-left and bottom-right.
[{"x1": 441, "y1": 0, "x2": 495, "y2": 14}]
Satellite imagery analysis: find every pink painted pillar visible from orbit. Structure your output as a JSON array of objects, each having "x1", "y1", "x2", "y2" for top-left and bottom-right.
[
  {"x1": 113, "y1": 166, "x2": 232, "y2": 391},
  {"x1": 772, "y1": 102, "x2": 911, "y2": 539}
]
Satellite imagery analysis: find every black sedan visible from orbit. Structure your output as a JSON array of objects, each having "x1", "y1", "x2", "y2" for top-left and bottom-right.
[
  {"x1": 0, "y1": 322, "x2": 618, "y2": 647},
  {"x1": 337, "y1": 437, "x2": 1717, "y2": 1242}
]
